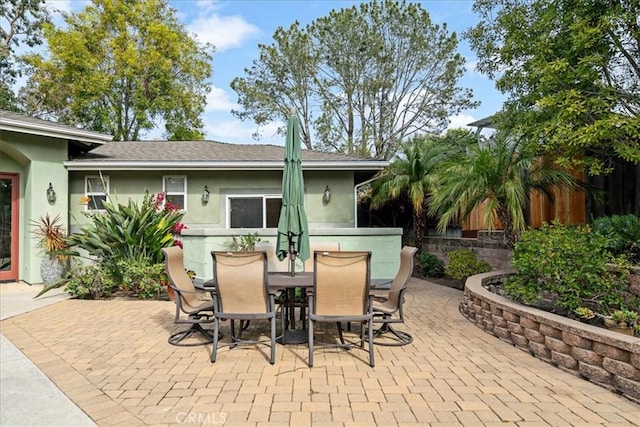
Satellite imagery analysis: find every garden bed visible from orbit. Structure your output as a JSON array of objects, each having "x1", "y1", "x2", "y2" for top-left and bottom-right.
[{"x1": 460, "y1": 271, "x2": 640, "y2": 403}]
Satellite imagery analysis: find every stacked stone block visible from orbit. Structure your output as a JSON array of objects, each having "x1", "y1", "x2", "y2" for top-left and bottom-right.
[{"x1": 460, "y1": 272, "x2": 640, "y2": 403}]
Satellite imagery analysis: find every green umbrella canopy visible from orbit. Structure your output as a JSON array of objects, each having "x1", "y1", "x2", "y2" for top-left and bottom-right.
[{"x1": 276, "y1": 115, "x2": 310, "y2": 272}]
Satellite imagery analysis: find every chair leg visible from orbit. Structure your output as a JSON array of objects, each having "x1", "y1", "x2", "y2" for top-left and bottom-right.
[
  {"x1": 308, "y1": 318, "x2": 314, "y2": 367},
  {"x1": 372, "y1": 322, "x2": 413, "y2": 346},
  {"x1": 211, "y1": 318, "x2": 220, "y2": 363},
  {"x1": 368, "y1": 319, "x2": 375, "y2": 367},
  {"x1": 270, "y1": 316, "x2": 276, "y2": 365},
  {"x1": 337, "y1": 322, "x2": 345, "y2": 344},
  {"x1": 168, "y1": 323, "x2": 214, "y2": 347}
]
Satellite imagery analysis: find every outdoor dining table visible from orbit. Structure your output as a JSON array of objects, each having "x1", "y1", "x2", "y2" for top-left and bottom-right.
[
  {"x1": 198, "y1": 273, "x2": 392, "y2": 345},
  {"x1": 268, "y1": 272, "x2": 313, "y2": 344},
  {"x1": 197, "y1": 273, "x2": 313, "y2": 344}
]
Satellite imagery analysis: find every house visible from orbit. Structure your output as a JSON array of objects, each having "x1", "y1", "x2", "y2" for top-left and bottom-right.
[{"x1": 1, "y1": 110, "x2": 400, "y2": 284}]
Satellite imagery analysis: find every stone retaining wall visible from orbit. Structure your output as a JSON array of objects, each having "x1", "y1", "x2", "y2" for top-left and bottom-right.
[
  {"x1": 460, "y1": 271, "x2": 640, "y2": 403},
  {"x1": 421, "y1": 231, "x2": 512, "y2": 270}
]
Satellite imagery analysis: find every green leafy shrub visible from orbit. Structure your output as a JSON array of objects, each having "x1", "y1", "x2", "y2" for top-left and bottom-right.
[
  {"x1": 591, "y1": 214, "x2": 640, "y2": 264},
  {"x1": 445, "y1": 249, "x2": 491, "y2": 282},
  {"x1": 117, "y1": 260, "x2": 166, "y2": 299},
  {"x1": 505, "y1": 221, "x2": 627, "y2": 314},
  {"x1": 64, "y1": 264, "x2": 116, "y2": 299},
  {"x1": 229, "y1": 232, "x2": 262, "y2": 251},
  {"x1": 418, "y1": 252, "x2": 445, "y2": 278},
  {"x1": 67, "y1": 191, "x2": 184, "y2": 281}
]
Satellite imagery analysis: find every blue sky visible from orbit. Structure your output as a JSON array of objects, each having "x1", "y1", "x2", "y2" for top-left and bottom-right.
[{"x1": 44, "y1": 0, "x2": 505, "y2": 145}]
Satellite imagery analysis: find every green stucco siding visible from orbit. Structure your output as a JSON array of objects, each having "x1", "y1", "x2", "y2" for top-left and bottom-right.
[
  {"x1": 69, "y1": 169, "x2": 356, "y2": 230},
  {"x1": 1, "y1": 131, "x2": 69, "y2": 283}
]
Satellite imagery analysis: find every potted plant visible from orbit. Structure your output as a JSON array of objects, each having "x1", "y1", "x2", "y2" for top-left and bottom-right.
[
  {"x1": 30, "y1": 214, "x2": 69, "y2": 285},
  {"x1": 603, "y1": 309, "x2": 638, "y2": 335},
  {"x1": 574, "y1": 306, "x2": 597, "y2": 321}
]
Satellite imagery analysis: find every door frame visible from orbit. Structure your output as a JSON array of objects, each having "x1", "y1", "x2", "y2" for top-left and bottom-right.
[{"x1": 0, "y1": 173, "x2": 19, "y2": 282}]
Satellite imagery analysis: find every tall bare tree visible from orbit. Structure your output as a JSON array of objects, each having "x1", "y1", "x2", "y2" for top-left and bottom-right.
[{"x1": 232, "y1": 0, "x2": 477, "y2": 158}]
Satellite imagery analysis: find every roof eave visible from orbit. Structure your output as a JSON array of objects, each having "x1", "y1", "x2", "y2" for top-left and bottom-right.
[
  {"x1": 1, "y1": 117, "x2": 113, "y2": 145},
  {"x1": 63, "y1": 160, "x2": 389, "y2": 171}
]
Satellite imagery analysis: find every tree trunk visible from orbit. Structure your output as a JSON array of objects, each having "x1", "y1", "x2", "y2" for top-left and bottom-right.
[
  {"x1": 496, "y1": 205, "x2": 517, "y2": 248},
  {"x1": 413, "y1": 209, "x2": 425, "y2": 254}
]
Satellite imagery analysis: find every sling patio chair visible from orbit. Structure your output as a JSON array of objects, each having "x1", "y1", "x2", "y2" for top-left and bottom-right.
[
  {"x1": 371, "y1": 246, "x2": 418, "y2": 346},
  {"x1": 162, "y1": 246, "x2": 216, "y2": 346},
  {"x1": 308, "y1": 250, "x2": 374, "y2": 367},
  {"x1": 210, "y1": 250, "x2": 281, "y2": 364}
]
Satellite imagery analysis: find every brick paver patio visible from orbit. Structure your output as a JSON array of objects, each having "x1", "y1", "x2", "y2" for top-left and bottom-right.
[{"x1": 1, "y1": 279, "x2": 638, "y2": 426}]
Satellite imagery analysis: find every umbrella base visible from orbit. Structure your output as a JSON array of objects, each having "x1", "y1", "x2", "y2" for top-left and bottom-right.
[{"x1": 277, "y1": 328, "x2": 308, "y2": 345}]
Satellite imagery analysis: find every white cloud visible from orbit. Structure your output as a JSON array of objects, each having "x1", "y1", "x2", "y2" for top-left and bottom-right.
[
  {"x1": 447, "y1": 114, "x2": 477, "y2": 130},
  {"x1": 45, "y1": 0, "x2": 75, "y2": 14},
  {"x1": 205, "y1": 86, "x2": 238, "y2": 112},
  {"x1": 186, "y1": 14, "x2": 259, "y2": 52},
  {"x1": 204, "y1": 117, "x2": 283, "y2": 145}
]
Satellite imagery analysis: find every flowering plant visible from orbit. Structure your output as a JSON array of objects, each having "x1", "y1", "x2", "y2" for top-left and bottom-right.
[{"x1": 152, "y1": 192, "x2": 187, "y2": 248}]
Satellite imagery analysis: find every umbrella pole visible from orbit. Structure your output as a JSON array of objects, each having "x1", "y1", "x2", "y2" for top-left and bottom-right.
[{"x1": 289, "y1": 237, "x2": 296, "y2": 277}]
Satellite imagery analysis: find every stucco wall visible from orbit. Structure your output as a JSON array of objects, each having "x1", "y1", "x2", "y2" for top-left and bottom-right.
[
  {"x1": 181, "y1": 227, "x2": 403, "y2": 281},
  {"x1": 1, "y1": 132, "x2": 69, "y2": 283},
  {"x1": 68, "y1": 169, "x2": 356, "y2": 231}
]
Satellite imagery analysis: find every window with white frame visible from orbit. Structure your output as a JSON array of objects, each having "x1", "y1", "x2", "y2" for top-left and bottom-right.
[
  {"x1": 227, "y1": 195, "x2": 282, "y2": 228},
  {"x1": 84, "y1": 176, "x2": 109, "y2": 211},
  {"x1": 163, "y1": 176, "x2": 187, "y2": 211}
]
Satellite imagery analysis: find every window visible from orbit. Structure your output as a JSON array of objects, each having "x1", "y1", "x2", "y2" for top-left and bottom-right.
[
  {"x1": 85, "y1": 176, "x2": 109, "y2": 211},
  {"x1": 163, "y1": 176, "x2": 187, "y2": 211},
  {"x1": 228, "y1": 195, "x2": 282, "y2": 228}
]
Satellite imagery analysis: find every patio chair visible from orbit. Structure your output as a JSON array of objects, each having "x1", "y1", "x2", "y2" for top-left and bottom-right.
[
  {"x1": 255, "y1": 242, "x2": 291, "y2": 273},
  {"x1": 371, "y1": 246, "x2": 418, "y2": 346},
  {"x1": 210, "y1": 251, "x2": 280, "y2": 364},
  {"x1": 162, "y1": 246, "x2": 216, "y2": 347},
  {"x1": 308, "y1": 251, "x2": 374, "y2": 367},
  {"x1": 303, "y1": 241, "x2": 340, "y2": 273}
]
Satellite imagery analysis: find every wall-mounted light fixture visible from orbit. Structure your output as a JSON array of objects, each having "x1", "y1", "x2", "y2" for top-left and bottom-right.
[
  {"x1": 201, "y1": 185, "x2": 210, "y2": 204},
  {"x1": 322, "y1": 185, "x2": 331, "y2": 205},
  {"x1": 46, "y1": 182, "x2": 56, "y2": 203}
]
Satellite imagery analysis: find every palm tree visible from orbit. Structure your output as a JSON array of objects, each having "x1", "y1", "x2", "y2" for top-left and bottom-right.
[
  {"x1": 428, "y1": 132, "x2": 580, "y2": 247},
  {"x1": 370, "y1": 134, "x2": 466, "y2": 252}
]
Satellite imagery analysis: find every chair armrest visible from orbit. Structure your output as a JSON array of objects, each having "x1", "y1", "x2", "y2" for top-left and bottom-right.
[
  {"x1": 169, "y1": 285, "x2": 213, "y2": 305},
  {"x1": 194, "y1": 279, "x2": 216, "y2": 291}
]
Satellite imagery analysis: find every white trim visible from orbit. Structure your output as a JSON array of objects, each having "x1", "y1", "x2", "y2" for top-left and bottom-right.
[
  {"x1": 1, "y1": 117, "x2": 112, "y2": 144},
  {"x1": 226, "y1": 193, "x2": 282, "y2": 229},
  {"x1": 84, "y1": 175, "x2": 110, "y2": 212},
  {"x1": 162, "y1": 175, "x2": 187, "y2": 212},
  {"x1": 354, "y1": 176, "x2": 378, "y2": 228},
  {"x1": 63, "y1": 160, "x2": 389, "y2": 171}
]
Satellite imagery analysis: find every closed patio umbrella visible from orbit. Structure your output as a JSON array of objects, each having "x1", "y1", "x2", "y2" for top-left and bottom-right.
[{"x1": 275, "y1": 114, "x2": 310, "y2": 276}]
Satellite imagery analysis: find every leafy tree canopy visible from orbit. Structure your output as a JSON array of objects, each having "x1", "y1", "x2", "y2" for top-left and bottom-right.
[
  {"x1": 232, "y1": 0, "x2": 477, "y2": 159},
  {"x1": 0, "y1": 0, "x2": 50, "y2": 111},
  {"x1": 21, "y1": 0, "x2": 213, "y2": 141},
  {"x1": 466, "y1": 0, "x2": 640, "y2": 174}
]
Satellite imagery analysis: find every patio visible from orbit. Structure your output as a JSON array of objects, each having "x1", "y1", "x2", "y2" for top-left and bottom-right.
[{"x1": 1, "y1": 278, "x2": 639, "y2": 426}]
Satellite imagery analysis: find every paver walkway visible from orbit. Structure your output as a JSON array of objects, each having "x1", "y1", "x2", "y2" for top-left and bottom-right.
[{"x1": 1, "y1": 278, "x2": 639, "y2": 426}]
